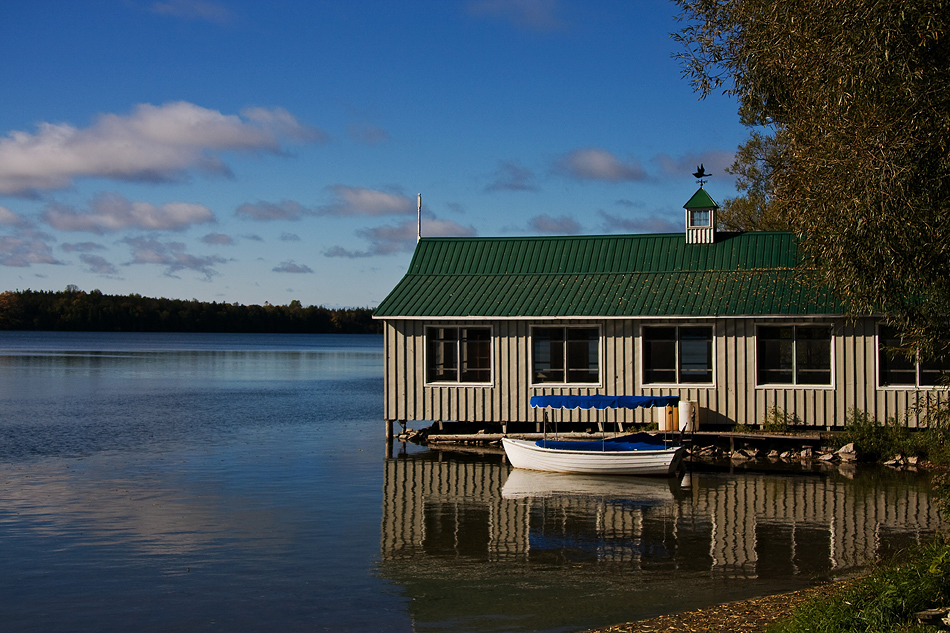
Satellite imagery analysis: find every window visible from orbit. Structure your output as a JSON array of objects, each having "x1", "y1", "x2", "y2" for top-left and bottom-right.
[
  {"x1": 879, "y1": 326, "x2": 950, "y2": 387},
  {"x1": 642, "y1": 326, "x2": 713, "y2": 384},
  {"x1": 757, "y1": 325, "x2": 832, "y2": 386},
  {"x1": 532, "y1": 327, "x2": 599, "y2": 384},
  {"x1": 426, "y1": 327, "x2": 491, "y2": 383},
  {"x1": 689, "y1": 209, "x2": 710, "y2": 227}
]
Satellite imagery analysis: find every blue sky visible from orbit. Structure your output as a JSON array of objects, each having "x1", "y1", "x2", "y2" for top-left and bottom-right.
[{"x1": 0, "y1": 0, "x2": 746, "y2": 308}]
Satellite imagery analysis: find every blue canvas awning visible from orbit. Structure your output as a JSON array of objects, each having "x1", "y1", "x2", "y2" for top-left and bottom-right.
[{"x1": 529, "y1": 395, "x2": 679, "y2": 410}]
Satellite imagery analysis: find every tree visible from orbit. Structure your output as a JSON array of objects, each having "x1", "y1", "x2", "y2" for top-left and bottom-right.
[
  {"x1": 673, "y1": 0, "x2": 950, "y2": 359},
  {"x1": 718, "y1": 129, "x2": 790, "y2": 232}
]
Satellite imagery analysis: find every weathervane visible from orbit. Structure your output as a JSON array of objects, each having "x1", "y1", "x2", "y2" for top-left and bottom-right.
[{"x1": 693, "y1": 164, "x2": 711, "y2": 187}]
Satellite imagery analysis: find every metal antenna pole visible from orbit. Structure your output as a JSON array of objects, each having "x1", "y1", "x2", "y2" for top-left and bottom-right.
[{"x1": 417, "y1": 193, "x2": 422, "y2": 243}]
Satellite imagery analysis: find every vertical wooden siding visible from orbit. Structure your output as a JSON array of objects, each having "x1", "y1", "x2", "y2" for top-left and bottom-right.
[{"x1": 383, "y1": 317, "x2": 946, "y2": 428}]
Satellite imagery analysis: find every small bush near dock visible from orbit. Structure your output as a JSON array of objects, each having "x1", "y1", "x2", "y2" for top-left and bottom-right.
[
  {"x1": 833, "y1": 406, "x2": 950, "y2": 467},
  {"x1": 770, "y1": 537, "x2": 950, "y2": 633}
]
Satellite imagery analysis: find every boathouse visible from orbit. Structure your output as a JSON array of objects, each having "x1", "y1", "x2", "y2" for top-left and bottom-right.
[{"x1": 373, "y1": 186, "x2": 948, "y2": 432}]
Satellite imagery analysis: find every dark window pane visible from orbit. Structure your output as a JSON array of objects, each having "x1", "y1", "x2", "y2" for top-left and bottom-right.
[
  {"x1": 679, "y1": 327, "x2": 712, "y2": 383},
  {"x1": 920, "y1": 349, "x2": 950, "y2": 386},
  {"x1": 758, "y1": 326, "x2": 794, "y2": 384},
  {"x1": 796, "y1": 327, "x2": 831, "y2": 385},
  {"x1": 878, "y1": 327, "x2": 916, "y2": 386},
  {"x1": 643, "y1": 327, "x2": 677, "y2": 383},
  {"x1": 566, "y1": 328, "x2": 599, "y2": 383},
  {"x1": 533, "y1": 327, "x2": 564, "y2": 383},
  {"x1": 427, "y1": 327, "x2": 458, "y2": 382},
  {"x1": 460, "y1": 328, "x2": 491, "y2": 382}
]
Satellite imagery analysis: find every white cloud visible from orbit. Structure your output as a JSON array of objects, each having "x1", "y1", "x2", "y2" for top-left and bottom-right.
[
  {"x1": 201, "y1": 233, "x2": 234, "y2": 245},
  {"x1": 0, "y1": 233, "x2": 63, "y2": 267},
  {"x1": 273, "y1": 261, "x2": 313, "y2": 273},
  {"x1": 0, "y1": 101, "x2": 325, "y2": 196},
  {"x1": 529, "y1": 214, "x2": 581, "y2": 234},
  {"x1": 468, "y1": 0, "x2": 566, "y2": 31},
  {"x1": 556, "y1": 148, "x2": 648, "y2": 182},
  {"x1": 598, "y1": 210, "x2": 681, "y2": 234},
  {"x1": 0, "y1": 205, "x2": 32, "y2": 227},
  {"x1": 236, "y1": 199, "x2": 310, "y2": 222},
  {"x1": 485, "y1": 161, "x2": 538, "y2": 192},
  {"x1": 79, "y1": 254, "x2": 118, "y2": 275},
  {"x1": 122, "y1": 236, "x2": 226, "y2": 278},
  {"x1": 61, "y1": 242, "x2": 107, "y2": 253},
  {"x1": 653, "y1": 151, "x2": 736, "y2": 181},
  {"x1": 319, "y1": 185, "x2": 416, "y2": 217},
  {"x1": 325, "y1": 217, "x2": 476, "y2": 258},
  {"x1": 43, "y1": 192, "x2": 215, "y2": 234}
]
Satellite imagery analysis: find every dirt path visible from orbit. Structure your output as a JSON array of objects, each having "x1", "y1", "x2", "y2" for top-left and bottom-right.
[{"x1": 581, "y1": 581, "x2": 851, "y2": 633}]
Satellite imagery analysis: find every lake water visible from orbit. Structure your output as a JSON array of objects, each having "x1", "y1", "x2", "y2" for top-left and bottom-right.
[{"x1": 0, "y1": 332, "x2": 942, "y2": 633}]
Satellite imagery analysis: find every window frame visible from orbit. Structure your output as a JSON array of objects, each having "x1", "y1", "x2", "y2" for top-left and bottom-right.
[
  {"x1": 877, "y1": 325, "x2": 950, "y2": 389},
  {"x1": 530, "y1": 325, "x2": 603, "y2": 387},
  {"x1": 688, "y1": 209, "x2": 711, "y2": 228},
  {"x1": 640, "y1": 324, "x2": 715, "y2": 386},
  {"x1": 754, "y1": 323, "x2": 835, "y2": 389},
  {"x1": 424, "y1": 325, "x2": 494, "y2": 386}
]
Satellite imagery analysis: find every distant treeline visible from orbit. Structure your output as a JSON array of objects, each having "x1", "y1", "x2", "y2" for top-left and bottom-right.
[{"x1": 0, "y1": 289, "x2": 381, "y2": 334}]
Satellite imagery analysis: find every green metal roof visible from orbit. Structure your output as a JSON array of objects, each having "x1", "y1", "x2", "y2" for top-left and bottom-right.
[
  {"x1": 373, "y1": 232, "x2": 844, "y2": 318},
  {"x1": 683, "y1": 186, "x2": 719, "y2": 209}
]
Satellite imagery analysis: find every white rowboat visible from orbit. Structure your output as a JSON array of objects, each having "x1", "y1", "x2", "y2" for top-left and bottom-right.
[
  {"x1": 501, "y1": 437, "x2": 684, "y2": 476},
  {"x1": 501, "y1": 394, "x2": 685, "y2": 476}
]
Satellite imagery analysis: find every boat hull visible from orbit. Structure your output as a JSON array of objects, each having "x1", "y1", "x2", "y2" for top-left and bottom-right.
[{"x1": 501, "y1": 438, "x2": 684, "y2": 476}]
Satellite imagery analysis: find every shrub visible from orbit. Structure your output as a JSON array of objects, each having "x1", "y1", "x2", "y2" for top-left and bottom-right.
[
  {"x1": 836, "y1": 408, "x2": 910, "y2": 462},
  {"x1": 762, "y1": 405, "x2": 790, "y2": 433},
  {"x1": 771, "y1": 537, "x2": 950, "y2": 632}
]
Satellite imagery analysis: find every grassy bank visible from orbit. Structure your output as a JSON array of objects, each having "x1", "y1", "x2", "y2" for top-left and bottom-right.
[{"x1": 769, "y1": 537, "x2": 950, "y2": 632}]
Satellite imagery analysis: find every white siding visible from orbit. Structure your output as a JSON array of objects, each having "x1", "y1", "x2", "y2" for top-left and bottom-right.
[{"x1": 382, "y1": 316, "x2": 946, "y2": 428}]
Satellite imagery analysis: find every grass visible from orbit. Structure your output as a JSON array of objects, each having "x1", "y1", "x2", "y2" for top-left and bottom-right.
[{"x1": 769, "y1": 537, "x2": 950, "y2": 633}]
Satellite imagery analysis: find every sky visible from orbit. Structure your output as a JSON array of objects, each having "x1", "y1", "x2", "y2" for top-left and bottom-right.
[{"x1": 0, "y1": 0, "x2": 748, "y2": 308}]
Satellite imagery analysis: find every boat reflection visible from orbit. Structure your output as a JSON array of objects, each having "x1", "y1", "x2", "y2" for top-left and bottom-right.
[
  {"x1": 501, "y1": 468, "x2": 679, "y2": 501},
  {"x1": 379, "y1": 447, "x2": 943, "y2": 632}
]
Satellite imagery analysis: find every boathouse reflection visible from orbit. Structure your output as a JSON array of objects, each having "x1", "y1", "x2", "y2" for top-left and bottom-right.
[{"x1": 381, "y1": 449, "x2": 941, "y2": 577}]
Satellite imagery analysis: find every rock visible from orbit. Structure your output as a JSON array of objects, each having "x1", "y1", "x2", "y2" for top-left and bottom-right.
[
  {"x1": 836, "y1": 443, "x2": 859, "y2": 462},
  {"x1": 768, "y1": 450, "x2": 780, "y2": 459},
  {"x1": 915, "y1": 608, "x2": 949, "y2": 625},
  {"x1": 800, "y1": 447, "x2": 813, "y2": 459},
  {"x1": 818, "y1": 453, "x2": 836, "y2": 462},
  {"x1": 908, "y1": 455, "x2": 919, "y2": 465}
]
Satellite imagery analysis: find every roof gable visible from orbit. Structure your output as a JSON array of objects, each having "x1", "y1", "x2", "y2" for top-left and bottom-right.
[{"x1": 683, "y1": 187, "x2": 719, "y2": 209}]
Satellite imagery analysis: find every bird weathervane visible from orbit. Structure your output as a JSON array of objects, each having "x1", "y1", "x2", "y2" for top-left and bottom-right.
[{"x1": 693, "y1": 164, "x2": 711, "y2": 187}]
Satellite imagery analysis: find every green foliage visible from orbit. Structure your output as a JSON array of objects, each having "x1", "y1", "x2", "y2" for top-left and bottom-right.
[
  {"x1": 770, "y1": 537, "x2": 950, "y2": 632},
  {"x1": 831, "y1": 407, "x2": 950, "y2": 467},
  {"x1": 0, "y1": 289, "x2": 382, "y2": 334},
  {"x1": 719, "y1": 130, "x2": 791, "y2": 232},
  {"x1": 673, "y1": 0, "x2": 950, "y2": 360},
  {"x1": 836, "y1": 409, "x2": 911, "y2": 462},
  {"x1": 761, "y1": 405, "x2": 789, "y2": 433}
]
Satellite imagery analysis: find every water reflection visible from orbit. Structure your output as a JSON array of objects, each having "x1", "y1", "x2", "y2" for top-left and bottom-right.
[{"x1": 380, "y1": 448, "x2": 941, "y2": 633}]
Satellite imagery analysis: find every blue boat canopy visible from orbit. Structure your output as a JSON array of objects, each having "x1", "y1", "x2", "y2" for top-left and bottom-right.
[{"x1": 529, "y1": 395, "x2": 679, "y2": 410}]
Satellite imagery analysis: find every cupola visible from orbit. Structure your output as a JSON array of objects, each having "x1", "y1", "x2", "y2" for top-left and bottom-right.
[{"x1": 684, "y1": 165, "x2": 719, "y2": 244}]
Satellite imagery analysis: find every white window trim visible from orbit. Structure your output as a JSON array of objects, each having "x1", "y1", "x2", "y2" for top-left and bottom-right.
[
  {"x1": 423, "y1": 324, "x2": 494, "y2": 387},
  {"x1": 529, "y1": 324, "x2": 604, "y2": 388},
  {"x1": 639, "y1": 323, "x2": 716, "y2": 388},
  {"x1": 753, "y1": 322, "x2": 836, "y2": 390}
]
